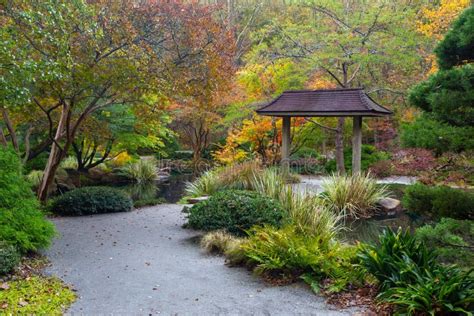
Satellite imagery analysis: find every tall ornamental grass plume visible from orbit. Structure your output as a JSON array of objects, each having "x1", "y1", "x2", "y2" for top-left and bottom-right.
[
  {"x1": 250, "y1": 168, "x2": 343, "y2": 240},
  {"x1": 121, "y1": 158, "x2": 157, "y2": 183},
  {"x1": 321, "y1": 173, "x2": 389, "y2": 219},
  {"x1": 185, "y1": 160, "x2": 261, "y2": 197}
]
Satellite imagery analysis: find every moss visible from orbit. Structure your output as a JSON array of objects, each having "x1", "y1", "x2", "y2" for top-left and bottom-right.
[{"x1": 0, "y1": 276, "x2": 76, "y2": 314}]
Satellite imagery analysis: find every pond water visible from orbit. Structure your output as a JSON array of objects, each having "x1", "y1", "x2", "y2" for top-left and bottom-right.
[{"x1": 120, "y1": 174, "x2": 194, "y2": 204}]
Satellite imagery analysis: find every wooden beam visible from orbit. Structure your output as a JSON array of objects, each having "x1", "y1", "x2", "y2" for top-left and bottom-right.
[
  {"x1": 281, "y1": 116, "x2": 291, "y2": 170},
  {"x1": 352, "y1": 116, "x2": 362, "y2": 174}
]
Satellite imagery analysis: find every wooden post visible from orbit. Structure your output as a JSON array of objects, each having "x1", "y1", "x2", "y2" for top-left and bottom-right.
[
  {"x1": 352, "y1": 116, "x2": 362, "y2": 174},
  {"x1": 281, "y1": 116, "x2": 291, "y2": 171}
]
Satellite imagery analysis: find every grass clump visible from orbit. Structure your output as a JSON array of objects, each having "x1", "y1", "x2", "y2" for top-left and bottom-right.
[
  {"x1": 402, "y1": 183, "x2": 474, "y2": 219},
  {"x1": 0, "y1": 149, "x2": 55, "y2": 253},
  {"x1": 26, "y1": 170, "x2": 44, "y2": 189},
  {"x1": 200, "y1": 230, "x2": 244, "y2": 254},
  {"x1": 121, "y1": 158, "x2": 157, "y2": 183},
  {"x1": 0, "y1": 275, "x2": 76, "y2": 314},
  {"x1": 51, "y1": 186, "x2": 133, "y2": 216},
  {"x1": 186, "y1": 190, "x2": 286, "y2": 236},
  {"x1": 321, "y1": 173, "x2": 389, "y2": 218}
]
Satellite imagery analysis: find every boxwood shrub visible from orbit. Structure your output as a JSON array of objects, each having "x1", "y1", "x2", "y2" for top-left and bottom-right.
[
  {"x1": 402, "y1": 183, "x2": 473, "y2": 220},
  {"x1": 0, "y1": 243, "x2": 20, "y2": 275},
  {"x1": 51, "y1": 186, "x2": 133, "y2": 216},
  {"x1": 186, "y1": 190, "x2": 286, "y2": 236}
]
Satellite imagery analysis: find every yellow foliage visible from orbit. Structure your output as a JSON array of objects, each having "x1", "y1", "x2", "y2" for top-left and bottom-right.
[{"x1": 111, "y1": 151, "x2": 133, "y2": 167}]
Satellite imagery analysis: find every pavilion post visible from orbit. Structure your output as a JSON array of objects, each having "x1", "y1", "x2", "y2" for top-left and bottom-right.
[
  {"x1": 281, "y1": 116, "x2": 291, "y2": 171},
  {"x1": 352, "y1": 116, "x2": 362, "y2": 174}
]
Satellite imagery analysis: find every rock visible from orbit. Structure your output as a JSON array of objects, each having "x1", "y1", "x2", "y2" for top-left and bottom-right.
[
  {"x1": 377, "y1": 197, "x2": 402, "y2": 216},
  {"x1": 187, "y1": 196, "x2": 209, "y2": 204}
]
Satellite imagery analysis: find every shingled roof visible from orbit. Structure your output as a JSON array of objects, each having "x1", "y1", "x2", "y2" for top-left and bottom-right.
[{"x1": 256, "y1": 88, "x2": 392, "y2": 117}]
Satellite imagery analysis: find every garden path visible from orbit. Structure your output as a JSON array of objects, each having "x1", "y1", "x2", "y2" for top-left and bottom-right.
[{"x1": 45, "y1": 204, "x2": 357, "y2": 315}]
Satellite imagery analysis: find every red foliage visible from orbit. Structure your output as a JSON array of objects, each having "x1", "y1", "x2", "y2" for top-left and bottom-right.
[{"x1": 391, "y1": 148, "x2": 438, "y2": 176}]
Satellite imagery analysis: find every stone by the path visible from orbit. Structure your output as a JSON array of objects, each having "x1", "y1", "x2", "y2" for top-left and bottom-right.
[
  {"x1": 187, "y1": 196, "x2": 209, "y2": 204},
  {"x1": 376, "y1": 197, "x2": 402, "y2": 216}
]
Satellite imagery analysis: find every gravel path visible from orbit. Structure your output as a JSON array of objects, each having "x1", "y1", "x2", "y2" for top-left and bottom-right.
[{"x1": 45, "y1": 204, "x2": 357, "y2": 315}]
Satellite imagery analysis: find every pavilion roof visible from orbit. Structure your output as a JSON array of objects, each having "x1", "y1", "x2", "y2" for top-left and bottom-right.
[{"x1": 256, "y1": 88, "x2": 392, "y2": 117}]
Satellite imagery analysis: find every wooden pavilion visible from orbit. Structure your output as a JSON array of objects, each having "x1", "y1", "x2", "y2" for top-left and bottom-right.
[{"x1": 256, "y1": 88, "x2": 392, "y2": 173}]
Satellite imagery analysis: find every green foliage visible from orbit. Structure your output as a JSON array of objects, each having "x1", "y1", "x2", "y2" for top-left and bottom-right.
[
  {"x1": 409, "y1": 64, "x2": 474, "y2": 127},
  {"x1": 357, "y1": 228, "x2": 437, "y2": 291},
  {"x1": 51, "y1": 186, "x2": 133, "y2": 216},
  {"x1": 26, "y1": 170, "x2": 44, "y2": 189},
  {"x1": 0, "y1": 243, "x2": 20, "y2": 275},
  {"x1": 435, "y1": 6, "x2": 474, "y2": 70},
  {"x1": 0, "y1": 275, "x2": 76, "y2": 314},
  {"x1": 401, "y1": 115, "x2": 474, "y2": 154},
  {"x1": 237, "y1": 225, "x2": 363, "y2": 293},
  {"x1": 184, "y1": 161, "x2": 261, "y2": 197},
  {"x1": 402, "y1": 183, "x2": 474, "y2": 220},
  {"x1": 59, "y1": 156, "x2": 78, "y2": 170},
  {"x1": 325, "y1": 145, "x2": 390, "y2": 173},
  {"x1": 415, "y1": 218, "x2": 474, "y2": 267},
  {"x1": 320, "y1": 173, "x2": 390, "y2": 218},
  {"x1": 186, "y1": 190, "x2": 286, "y2": 236},
  {"x1": 380, "y1": 266, "x2": 474, "y2": 315},
  {"x1": 121, "y1": 158, "x2": 157, "y2": 183},
  {"x1": 0, "y1": 148, "x2": 55, "y2": 253}
]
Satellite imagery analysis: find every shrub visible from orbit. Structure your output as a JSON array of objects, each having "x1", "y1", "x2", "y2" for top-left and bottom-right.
[
  {"x1": 380, "y1": 266, "x2": 474, "y2": 315},
  {"x1": 236, "y1": 225, "x2": 363, "y2": 293},
  {"x1": 200, "y1": 230, "x2": 244, "y2": 254},
  {"x1": 402, "y1": 183, "x2": 474, "y2": 220},
  {"x1": 357, "y1": 228, "x2": 437, "y2": 291},
  {"x1": 121, "y1": 158, "x2": 157, "y2": 183},
  {"x1": 400, "y1": 116, "x2": 474, "y2": 155},
  {"x1": 186, "y1": 190, "x2": 286, "y2": 236},
  {"x1": 321, "y1": 173, "x2": 389, "y2": 218},
  {"x1": 325, "y1": 145, "x2": 390, "y2": 173},
  {"x1": 0, "y1": 243, "x2": 20, "y2": 275},
  {"x1": 59, "y1": 156, "x2": 78, "y2": 170},
  {"x1": 51, "y1": 186, "x2": 133, "y2": 216},
  {"x1": 415, "y1": 218, "x2": 473, "y2": 267},
  {"x1": 26, "y1": 170, "x2": 44, "y2": 189},
  {"x1": 0, "y1": 149, "x2": 55, "y2": 253},
  {"x1": 390, "y1": 148, "x2": 437, "y2": 176}
]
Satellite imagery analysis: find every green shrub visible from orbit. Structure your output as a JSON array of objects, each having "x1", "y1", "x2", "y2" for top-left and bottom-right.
[
  {"x1": 380, "y1": 266, "x2": 474, "y2": 315},
  {"x1": 51, "y1": 186, "x2": 133, "y2": 216},
  {"x1": 402, "y1": 183, "x2": 474, "y2": 220},
  {"x1": 59, "y1": 156, "x2": 78, "y2": 170},
  {"x1": 236, "y1": 225, "x2": 363, "y2": 293},
  {"x1": 400, "y1": 115, "x2": 474, "y2": 154},
  {"x1": 26, "y1": 170, "x2": 44, "y2": 189},
  {"x1": 0, "y1": 149, "x2": 55, "y2": 253},
  {"x1": 357, "y1": 228, "x2": 437, "y2": 291},
  {"x1": 415, "y1": 218, "x2": 473, "y2": 267},
  {"x1": 321, "y1": 173, "x2": 389, "y2": 218},
  {"x1": 121, "y1": 158, "x2": 157, "y2": 183},
  {"x1": 0, "y1": 243, "x2": 20, "y2": 275},
  {"x1": 186, "y1": 190, "x2": 286, "y2": 236},
  {"x1": 325, "y1": 145, "x2": 390, "y2": 173}
]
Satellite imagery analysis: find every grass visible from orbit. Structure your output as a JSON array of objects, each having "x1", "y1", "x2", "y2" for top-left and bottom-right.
[
  {"x1": 59, "y1": 156, "x2": 78, "y2": 170},
  {"x1": 321, "y1": 173, "x2": 390, "y2": 219},
  {"x1": 121, "y1": 158, "x2": 157, "y2": 183},
  {"x1": 200, "y1": 230, "x2": 244, "y2": 254},
  {"x1": 26, "y1": 170, "x2": 44, "y2": 189}
]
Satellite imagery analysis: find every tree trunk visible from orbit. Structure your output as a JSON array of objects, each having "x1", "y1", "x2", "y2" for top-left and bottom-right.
[
  {"x1": 0, "y1": 127, "x2": 7, "y2": 148},
  {"x1": 1, "y1": 107, "x2": 19, "y2": 151},
  {"x1": 335, "y1": 117, "x2": 345, "y2": 174},
  {"x1": 37, "y1": 106, "x2": 69, "y2": 202}
]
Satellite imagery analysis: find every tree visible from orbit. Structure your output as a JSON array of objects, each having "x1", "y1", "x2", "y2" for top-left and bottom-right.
[
  {"x1": 1, "y1": 1, "x2": 234, "y2": 200},
  {"x1": 410, "y1": 6, "x2": 474, "y2": 128},
  {"x1": 241, "y1": 1, "x2": 426, "y2": 173}
]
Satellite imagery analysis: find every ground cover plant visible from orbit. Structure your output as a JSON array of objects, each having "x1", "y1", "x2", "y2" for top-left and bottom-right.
[
  {"x1": 358, "y1": 228, "x2": 474, "y2": 314},
  {"x1": 0, "y1": 243, "x2": 21, "y2": 276},
  {"x1": 51, "y1": 186, "x2": 133, "y2": 216},
  {"x1": 186, "y1": 190, "x2": 286, "y2": 236},
  {"x1": 0, "y1": 149, "x2": 55, "y2": 253},
  {"x1": 121, "y1": 158, "x2": 158, "y2": 183},
  {"x1": 402, "y1": 183, "x2": 474, "y2": 220}
]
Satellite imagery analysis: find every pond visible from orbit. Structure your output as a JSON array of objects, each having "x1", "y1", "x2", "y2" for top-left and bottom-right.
[{"x1": 120, "y1": 173, "x2": 194, "y2": 204}]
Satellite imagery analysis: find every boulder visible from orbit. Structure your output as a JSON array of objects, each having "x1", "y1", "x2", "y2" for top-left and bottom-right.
[
  {"x1": 376, "y1": 197, "x2": 402, "y2": 216},
  {"x1": 187, "y1": 196, "x2": 209, "y2": 204}
]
